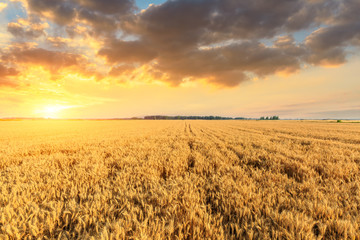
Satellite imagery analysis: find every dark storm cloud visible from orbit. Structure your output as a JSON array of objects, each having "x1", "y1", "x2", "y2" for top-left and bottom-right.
[
  {"x1": 15, "y1": 0, "x2": 360, "y2": 86},
  {"x1": 0, "y1": 64, "x2": 19, "y2": 87}
]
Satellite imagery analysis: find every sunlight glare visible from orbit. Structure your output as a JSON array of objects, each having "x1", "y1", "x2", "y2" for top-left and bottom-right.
[{"x1": 35, "y1": 105, "x2": 72, "y2": 119}]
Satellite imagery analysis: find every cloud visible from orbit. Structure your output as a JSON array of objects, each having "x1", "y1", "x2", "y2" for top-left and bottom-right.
[
  {"x1": 76, "y1": 0, "x2": 135, "y2": 15},
  {"x1": 150, "y1": 40, "x2": 304, "y2": 86},
  {"x1": 7, "y1": 15, "x2": 48, "y2": 39},
  {"x1": 98, "y1": 39, "x2": 157, "y2": 64},
  {"x1": 25, "y1": 0, "x2": 77, "y2": 25},
  {"x1": 123, "y1": 0, "x2": 335, "y2": 49},
  {"x1": 305, "y1": 23, "x2": 360, "y2": 66},
  {"x1": 111, "y1": 0, "x2": 341, "y2": 86},
  {"x1": 24, "y1": 0, "x2": 136, "y2": 35},
  {"x1": 3, "y1": 45, "x2": 83, "y2": 72},
  {"x1": 0, "y1": 63, "x2": 19, "y2": 87},
  {"x1": 304, "y1": 0, "x2": 360, "y2": 66},
  {"x1": 109, "y1": 65, "x2": 135, "y2": 76},
  {"x1": 5, "y1": 0, "x2": 360, "y2": 87},
  {"x1": 46, "y1": 36, "x2": 71, "y2": 48},
  {"x1": 1, "y1": 43, "x2": 104, "y2": 82}
]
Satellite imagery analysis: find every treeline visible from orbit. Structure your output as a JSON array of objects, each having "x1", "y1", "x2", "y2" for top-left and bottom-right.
[
  {"x1": 144, "y1": 115, "x2": 234, "y2": 120},
  {"x1": 143, "y1": 115, "x2": 280, "y2": 120},
  {"x1": 260, "y1": 116, "x2": 280, "y2": 120}
]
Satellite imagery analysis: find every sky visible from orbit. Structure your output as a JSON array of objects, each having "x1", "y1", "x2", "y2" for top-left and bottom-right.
[{"x1": 0, "y1": 0, "x2": 359, "y2": 119}]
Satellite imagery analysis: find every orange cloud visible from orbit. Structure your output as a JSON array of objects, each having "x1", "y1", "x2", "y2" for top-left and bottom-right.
[
  {"x1": 46, "y1": 36, "x2": 71, "y2": 48},
  {"x1": 0, "y1": 63, "x2": 18, "y2": 87},
  {"x1": 0, "y1": 43, "x2": 106, "y2": 85}
]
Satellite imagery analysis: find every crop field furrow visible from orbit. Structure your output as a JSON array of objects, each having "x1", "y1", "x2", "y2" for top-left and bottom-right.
[
  {"x1": 257, "y1": 124, "x2": 359, "y2": 145},
  {"x1": 226, "y1": 126, "x2": 354, "y2": 151},
  {"x1": 225, "y1": 121, "x2": 360, "y2": 145},
  {"x1": 1, "y1": 120, "x2": 360, "y2": 239},
  {"x1": 214, "y1": 123, "x2": 360, "y2": 164}
]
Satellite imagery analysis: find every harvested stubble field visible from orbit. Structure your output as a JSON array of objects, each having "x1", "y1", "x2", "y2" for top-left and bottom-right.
[{"x1": 1, "y1": 120, "x2": 360, "y2": 240}]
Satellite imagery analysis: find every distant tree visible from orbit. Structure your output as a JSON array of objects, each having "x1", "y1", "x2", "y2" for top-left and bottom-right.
[
  {"x1": 260, "y1": 116, "x2": 279, "y2": 120},
  {"x1": 144, "y1": 115, "x2": 234, "y2": 120}
]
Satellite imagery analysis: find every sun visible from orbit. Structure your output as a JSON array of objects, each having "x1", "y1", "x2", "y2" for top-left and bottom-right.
[
  {"x1": 36, "y1": 104, "x2": 72, "y2": 119},
  {"x1": 43, "y1": 106, "x2": 62, "y2": 119}
]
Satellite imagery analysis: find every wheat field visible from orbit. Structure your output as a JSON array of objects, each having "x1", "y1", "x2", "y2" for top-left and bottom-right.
[{"x1": 0, "y1": 120, "x2": 360, "y2": 239}]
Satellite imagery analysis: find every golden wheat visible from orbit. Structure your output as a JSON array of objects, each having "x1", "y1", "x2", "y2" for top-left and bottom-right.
[{"x1": 0, "y1": 120, "x2": 359, "y2": 239}]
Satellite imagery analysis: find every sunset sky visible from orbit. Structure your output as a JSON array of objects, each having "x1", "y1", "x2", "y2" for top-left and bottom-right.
[{"x1": 0, "y1": 0, "x2": 359, "y2": 119}]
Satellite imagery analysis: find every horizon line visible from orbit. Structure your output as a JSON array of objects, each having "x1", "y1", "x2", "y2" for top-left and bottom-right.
[{"x1": 1, "y1": 117, "x2": 359, "y2": 121}]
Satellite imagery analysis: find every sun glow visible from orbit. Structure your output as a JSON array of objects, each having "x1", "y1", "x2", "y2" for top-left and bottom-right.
[{"x1": 35, "y1": 105, "x2": 73, "y2": 119}]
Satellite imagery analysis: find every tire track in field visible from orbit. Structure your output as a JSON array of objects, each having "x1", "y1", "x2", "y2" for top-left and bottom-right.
[
  {"x1": 183, "y1": 121, "x2": 196, "y2": 137},
  {"x1": 183, "y1": 122, "x2": 236, "y2": 175},
  {"x1": 188, "y1": 123, "x2": 196, "y2": 136},
  {"x1": 191, "y1": 124, "x2": 242, "y2": 164},
  {"x1": 198, "y1": 125, "x2": 316, "y2": 184},
  {"x1": 221, "y1": 129, "x2": 298, "y2": 160},
  {"x1": 197, "y1": 124, "x2": 307, "y2": 169},
  {"x1": 184, "y1": 123, "x2": 316, "y2": 176},
  {"x1": 202, "y1": 124, "x2": 359, "y2": 183},
  {"x1": 184, "y1": 121, "x2": 200, "y2": 172},
  {"x1": 207, "y1": 125, "x2": 309, "y2": 163}
]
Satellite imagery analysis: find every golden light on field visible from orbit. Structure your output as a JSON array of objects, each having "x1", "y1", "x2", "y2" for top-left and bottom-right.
[{"x1": 1, "y1": 120, "x2": 360, "y2": 238}]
